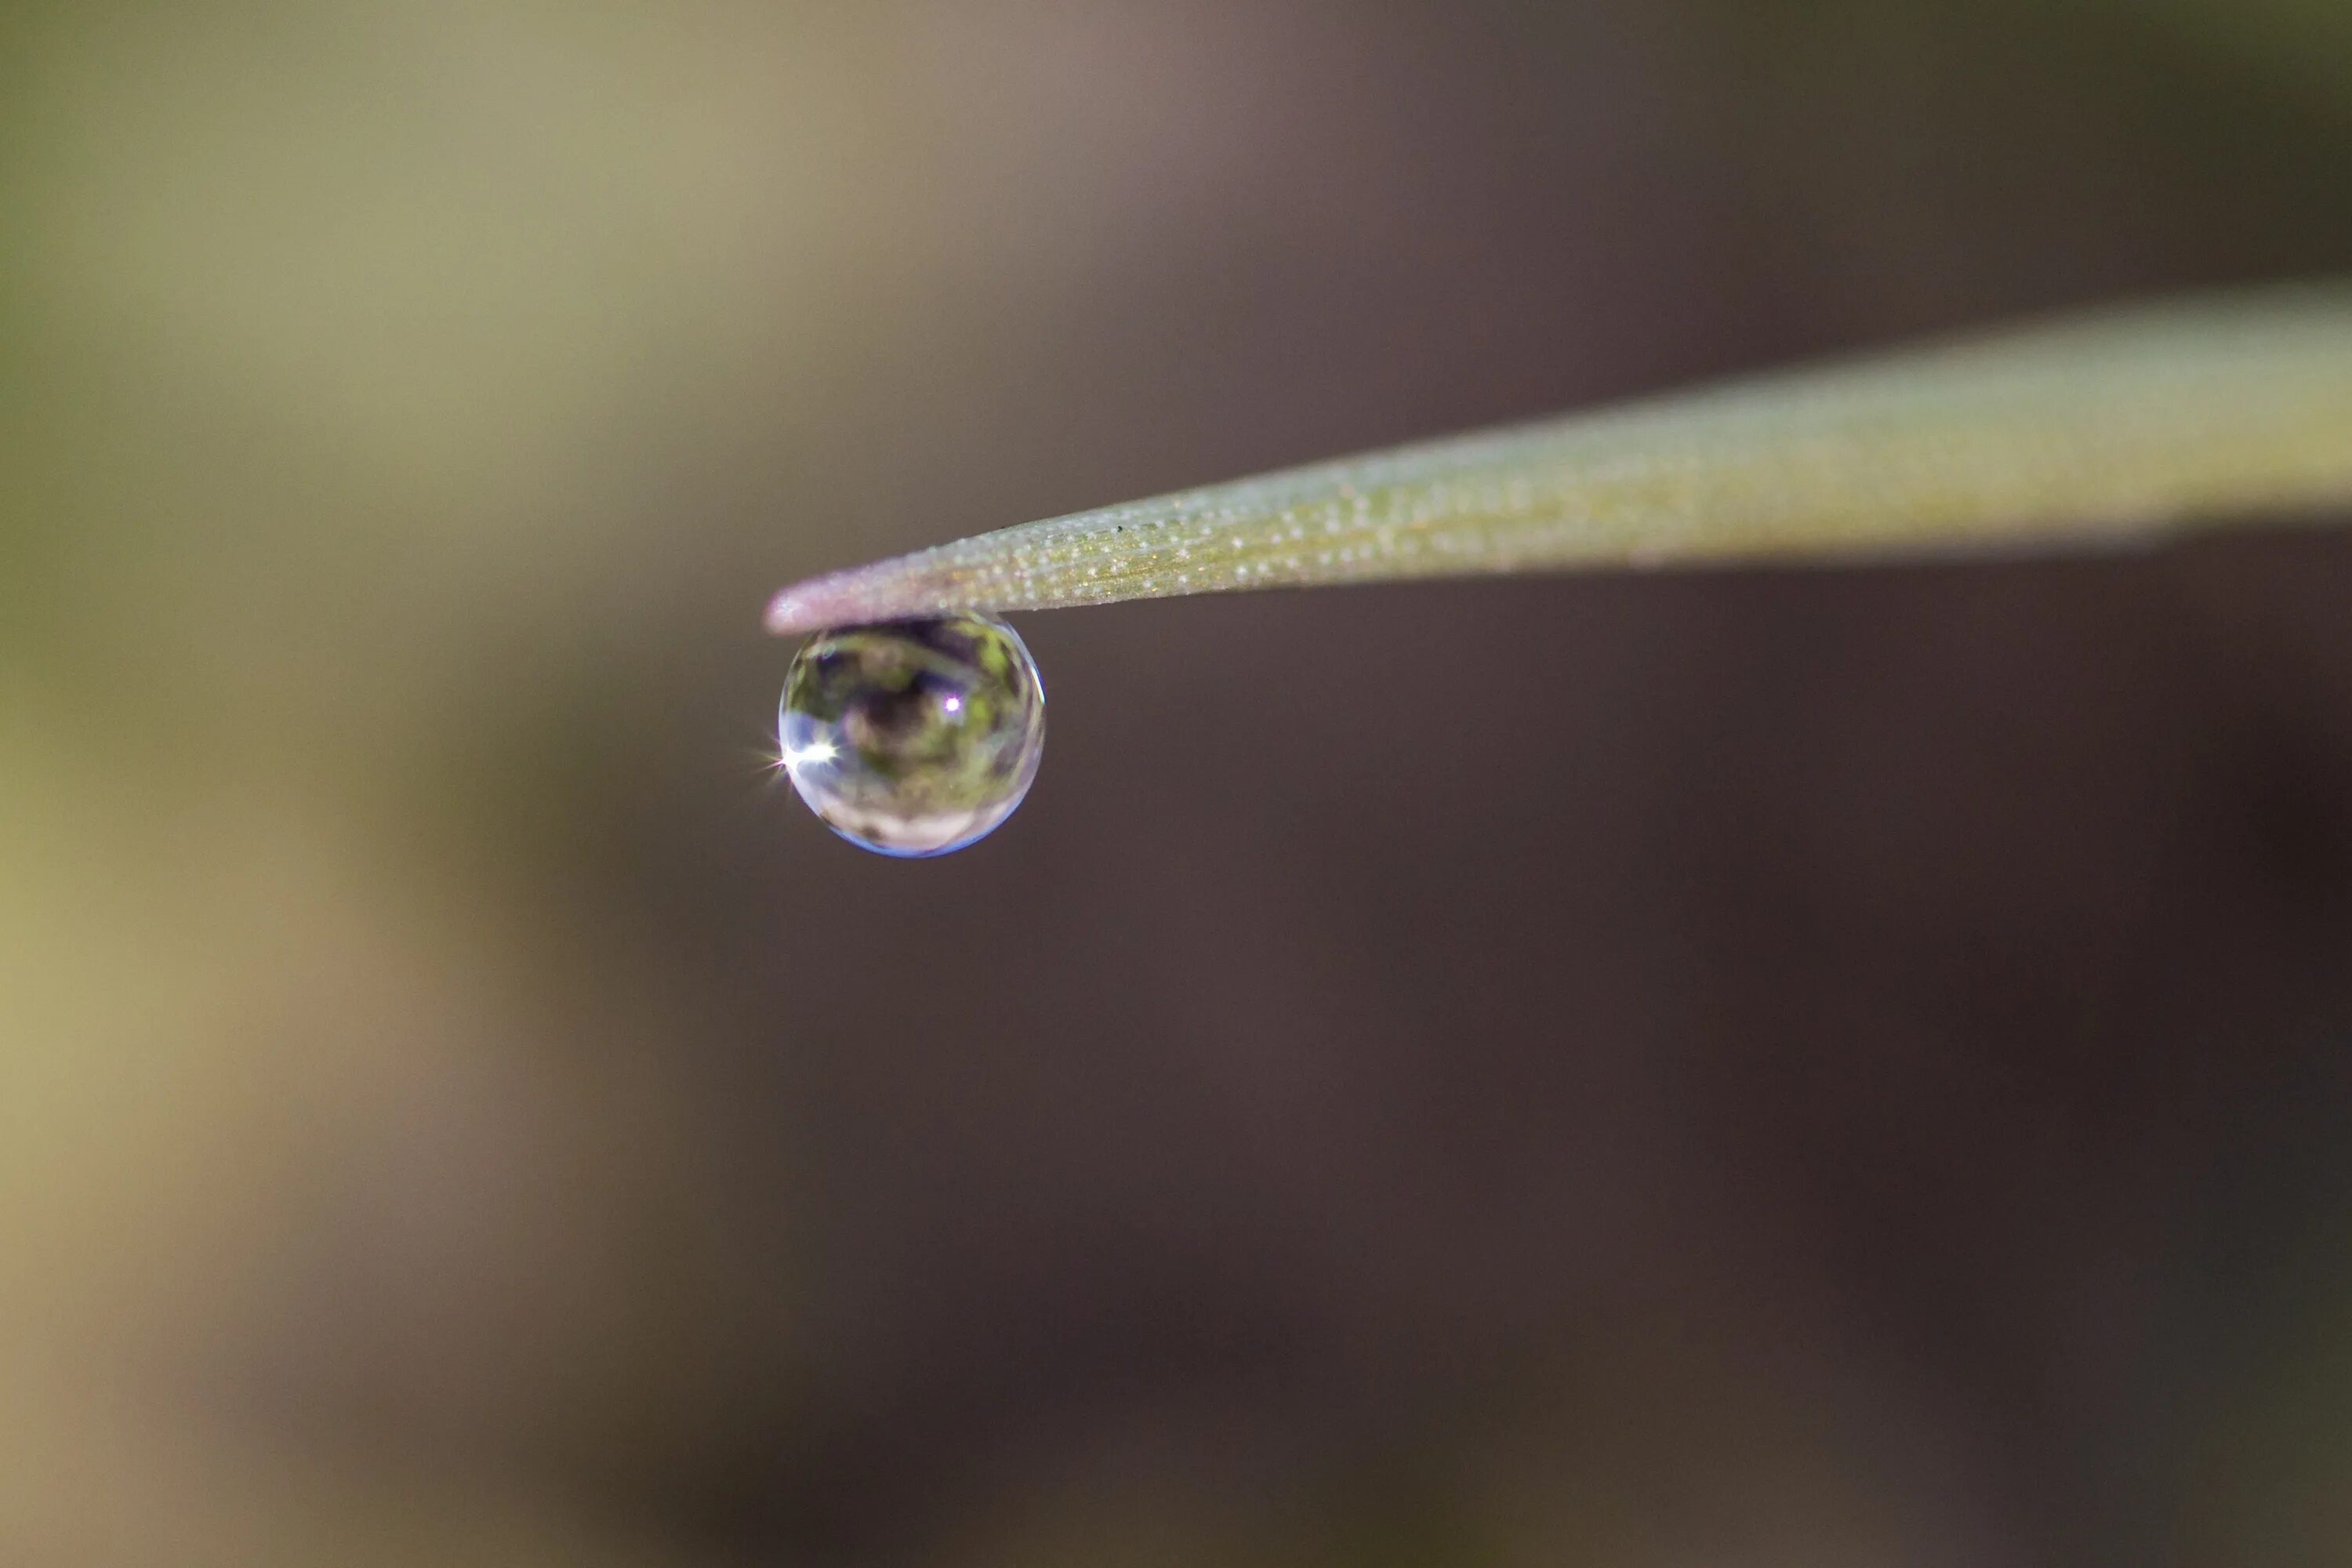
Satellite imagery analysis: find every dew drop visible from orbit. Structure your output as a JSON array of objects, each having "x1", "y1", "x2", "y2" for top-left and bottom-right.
[{"x1": 779, "y1": 612, "x2": 1045, "y2": 858}]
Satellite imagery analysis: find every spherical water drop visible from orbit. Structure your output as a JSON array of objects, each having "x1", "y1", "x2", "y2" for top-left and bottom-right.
[{"x1": 779, "y1": 613, "x2": 1045, "y2": 857}]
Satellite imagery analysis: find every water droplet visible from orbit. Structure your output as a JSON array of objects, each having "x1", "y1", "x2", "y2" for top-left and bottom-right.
[{"x1": 779, "y1": 613, "x2": 1045, "y2": 858}]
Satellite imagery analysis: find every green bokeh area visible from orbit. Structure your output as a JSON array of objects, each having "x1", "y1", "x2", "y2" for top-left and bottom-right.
[{"x1": 6, "y1": 2, "x2": 2352, "y2": 1565}]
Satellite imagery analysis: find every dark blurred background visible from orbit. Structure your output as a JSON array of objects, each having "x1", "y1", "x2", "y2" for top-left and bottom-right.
[{"x1": 7, "y1": 2, "x2": 2352, "y2": 1563}]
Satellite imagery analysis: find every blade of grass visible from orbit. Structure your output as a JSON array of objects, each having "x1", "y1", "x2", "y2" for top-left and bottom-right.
[{"x1": 764, "y1": 283, "x2": 2352, "y2": 635}]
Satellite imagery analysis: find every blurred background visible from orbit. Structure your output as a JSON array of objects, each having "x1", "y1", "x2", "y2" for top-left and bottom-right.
[{"x1": 7, "y1": 2, "x2": 2352, "y2": 1563}]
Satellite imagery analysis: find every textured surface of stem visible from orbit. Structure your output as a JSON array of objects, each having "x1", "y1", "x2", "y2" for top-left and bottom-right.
[{"x1": 765, "y1": 285, "x2": 2352, "y2": 634}]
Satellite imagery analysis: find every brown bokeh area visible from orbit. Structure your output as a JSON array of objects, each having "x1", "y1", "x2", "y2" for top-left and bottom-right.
[{"x1": 7, "y1": 3, "x2": 2352, "y2": 1564}]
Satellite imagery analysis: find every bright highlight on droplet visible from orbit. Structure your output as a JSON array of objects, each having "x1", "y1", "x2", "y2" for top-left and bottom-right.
[{"x1": 778, "y1": 613, "x2": 1045, "y2": 858}]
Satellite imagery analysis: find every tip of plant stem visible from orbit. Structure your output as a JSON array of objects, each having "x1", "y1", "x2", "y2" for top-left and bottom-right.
[
  {"x1": 764, "y1": 569, "x2": 883, "y2": 637},
  {"x1": 762, "y1": 583, "x2": 825, "y2": 637},
  {"x1": 766, "y1": 544, "x2": 1011, "y2": 634}
]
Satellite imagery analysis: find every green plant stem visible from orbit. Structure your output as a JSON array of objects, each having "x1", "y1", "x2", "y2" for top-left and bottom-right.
[{"x1": 764, "y1": 284, "x2": 2352, "y2": 635}]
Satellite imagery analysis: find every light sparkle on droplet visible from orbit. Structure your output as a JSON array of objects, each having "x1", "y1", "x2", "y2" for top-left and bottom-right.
[{"x1": 779, "y1": 612, "x2": 1044, "y2": 858}]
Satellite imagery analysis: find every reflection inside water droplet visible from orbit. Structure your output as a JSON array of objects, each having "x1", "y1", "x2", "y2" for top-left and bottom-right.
[{"x1": 779, "y1": 613, "x2": 1045, "y2": 857}]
